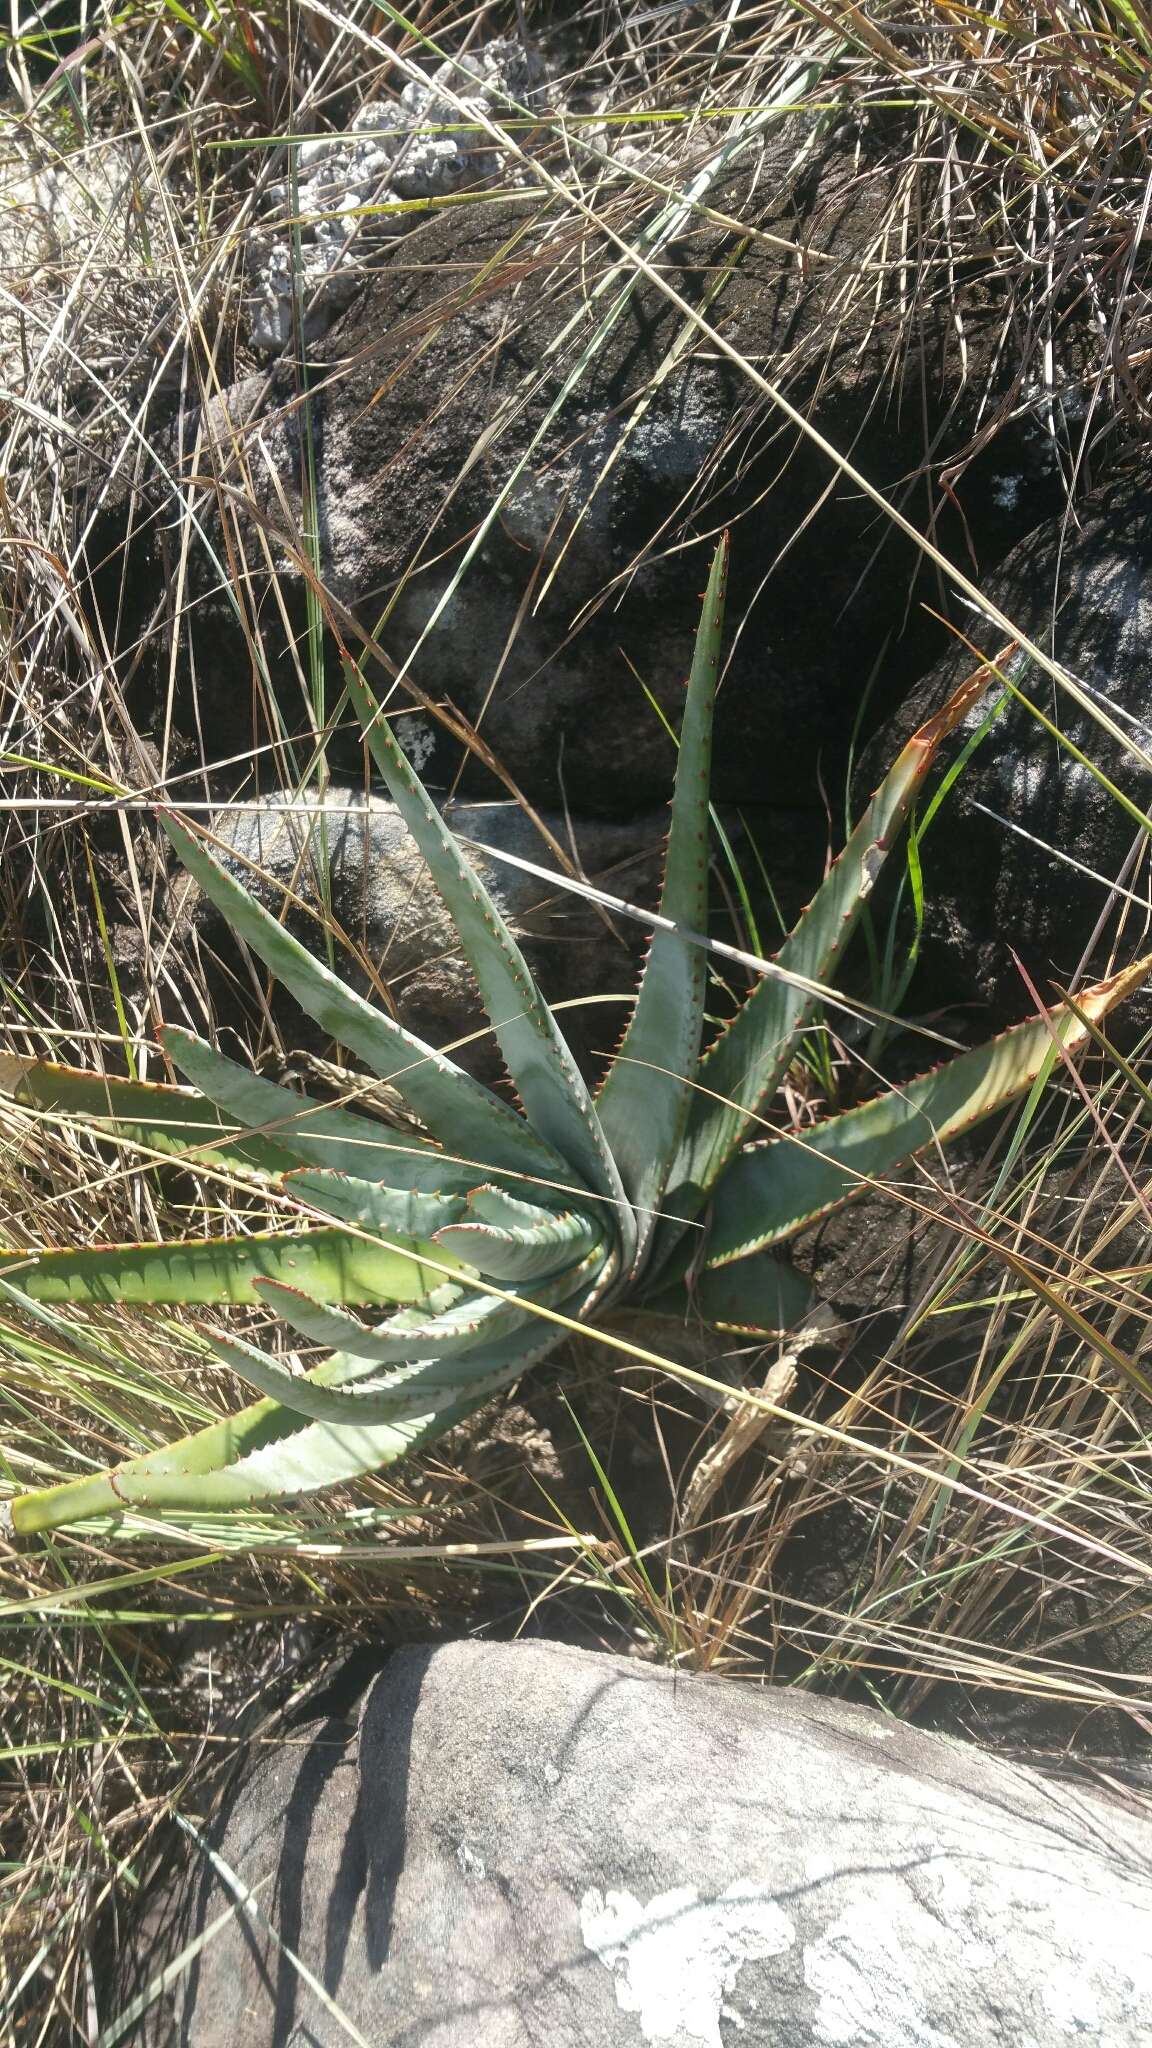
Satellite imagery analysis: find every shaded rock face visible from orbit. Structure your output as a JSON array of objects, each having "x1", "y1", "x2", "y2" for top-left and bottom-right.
[
  {"x1": 128, "y1": 1639, "x2": 1152, "y2": 2046},
  {"x1": 107, "y1": 117, "x2": 1070, "y2": 822},
  {"x1": 862, "y1": 480, "x2": 1152, "y2": 1027}
]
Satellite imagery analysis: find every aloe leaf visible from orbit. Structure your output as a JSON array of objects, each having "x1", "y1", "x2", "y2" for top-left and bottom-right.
[
  {"x1": 0, "y1": 1055, "x2": 298, "y2": 1181},
  {"x1": 255, "y1": 1278, "x2": 501, "y2": 1359},
  {"x1": 343, "y1": 660, "x2": 631, "y2": 1246},
  {"x1": 207, "y1": 1310, "x2": 564, "y2": 1424},
  {"x1": 160, "y1": 812, "x2": 574, "y2": 1192},
  {"x1": 160, "y1": 1027, "x2": 453, "y2": 1189},
  {"x1": 461, "y1": 1185, "x2": 561, "y2": 1231},
  {"x1": 281, "y1": 1169, "x2": 467, "y2": 1236},
  {"x1": 441, "y1": 1186, "x2": 601, "y2": 1273},
  {"x1": 6, "y1": 1318, "x2": 401, "y2": 1531},
  {"x1": 7, "y1": 1306, "x2": 578, "y2": 1532},
  {"x1": 595, "y1": 536, "x2": 726, "y2": 1272},
  {"x1": 704, "y1": 952, "x2": 1152, "y2": 1267},
  {"x1": 2, "y1": 1227, "x2": 469, "y2": 1307},
  {"x1": 255, "y1": 1237, "x2": 601, "y2": 1359},
  {"x1": 7, "y1": 1383, "x2": 483, "y2": 1533},
  {"x1": 646, "y1": 1249, "x2": 812, "y2": 1335},
  {"x1": 435, "y1": 1210, "x2": 598, "y2": 1282},
  {"x1": 654, "y1": 658, "x2": 1003, "y2": 1265}
]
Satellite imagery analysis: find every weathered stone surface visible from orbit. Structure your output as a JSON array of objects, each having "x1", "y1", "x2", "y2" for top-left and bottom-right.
[
  {"x1": 108, "y1": 117, "x2": 1070, "y2": 819},
  {"x1": 245, "y1": 38, "x2": 548, "y2": 353},
  {"x1": 248, "y1": 149, "x2": 1048, "y2": 813},
  {"x1": 128, "y1": 1639, "x2": 1152, "y2": 2046},
  {"x1": 0, "y1": 131, "x2": 177, "y2": 403},
  {"x1": 862, "y1": 478, "x2": 1152, "y2": 1026}
]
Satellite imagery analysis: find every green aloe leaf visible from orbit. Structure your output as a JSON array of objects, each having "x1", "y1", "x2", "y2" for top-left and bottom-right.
[
  {"x1": 281, "y1": 1169, "x2": 467, "y2": 1236},
  {"x1": 653, "y1": 656, "x2": 1006, "y2": 1264},
  {"x1": 256, "y1": 1278, "x2": 499, "y2": 1360},
  {"x1": 0, "y1": 1054, "x2": 298, "y2": 1181},
  {"x1": 208, "y1": 1308, "x2": 569, "y2": 1424},
  {"x1": 433, "y1": 1223, "x2": 590, "y2": 1282},
  {"x1": 435, "y1": 1194, "x2": 601, "y2": 1281},
  {"x1": 256, "y1": 1237, "x2": 602, "y2": 1360},
  {"x1": 595, "y1": 535, "x2": 726, "y2": 1273},
  {"x1": 705, "y1": 952, "x2": 1152, "y2": 1267},
  {"x1": 461, "y1": 1185, "x2": 563, "y2": 1231},
  {"x1": 160, "y1": 812, "x2": 575, "y2": 1193},
  {"x1": 3, "y1": 1227, "x2": 467, "y2": 1307},
  {"x1": 7, "y1": 1381, "x2": 486, "y2": 1533},
  {"x1": 646, "y1": 1249, "x2": 812, "y2": 1335},
  {"x1": 7, "y1": 1301, "x2": 579, "y2": 1533},
  {"x1": 5, "y1": 1311, "x2": 405, "y2": 1533},
  {"x1": 161, "y1": 1026, "x2": 454, "y2": 1188},
  {"x1": 344, "y1": 659, "x2": 632, "y2": 1247}
]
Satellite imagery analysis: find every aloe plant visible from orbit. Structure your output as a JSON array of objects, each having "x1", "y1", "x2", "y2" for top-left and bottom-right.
[{"x1": 2, "y1": 538, "x2": 1146, "y2": 1537}]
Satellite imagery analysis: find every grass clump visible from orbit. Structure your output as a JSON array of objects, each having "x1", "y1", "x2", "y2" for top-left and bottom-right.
[{"x1": 3, "y1": 0, "x2": 1152, "y2": 2035}]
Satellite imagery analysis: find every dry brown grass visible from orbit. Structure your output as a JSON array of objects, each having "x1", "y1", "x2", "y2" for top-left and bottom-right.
[{"x1": 3, "y1": 0, "x2": 1152, "y2": 2035}]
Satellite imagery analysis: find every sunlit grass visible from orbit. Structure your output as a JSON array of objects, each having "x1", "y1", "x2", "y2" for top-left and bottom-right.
[{"x1": 3, "y1": 0, "x2": 1152, "y2": 2031}]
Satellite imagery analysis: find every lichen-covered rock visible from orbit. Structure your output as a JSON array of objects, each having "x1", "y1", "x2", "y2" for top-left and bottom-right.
[
  {"x1": 126, "y1": 1639, "x2": 1152, "y2": 2046},
  {"x1": 245, "y1": 39, "x2": 548, "y2": 353},
  {"x1": 93, "y1": 69, "x2": 1097, "y2": 844},
  {"x1": 167, "y1": 114, "x2": 1069, "y2": 817}
]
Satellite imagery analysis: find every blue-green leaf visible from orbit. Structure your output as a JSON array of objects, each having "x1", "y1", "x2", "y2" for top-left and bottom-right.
[
  {"x1": 161, "y1": 1026, "x2": 452, "y2": 1187},
  {"x1": 0, "y1": 1054, "x2": 297, "y2": 1181},
  {"x1": 435, "y1": 1193, "x2": 601, "y2": 1281},
  {"x1": 208, "y1": 1311, "x2": 563, "y2": 1424},
  {"x1": 655, "y1": 658, "x2": 1004, "y2": 1264},
  {"x1": 705, "y1": 952, "x2": 1152, "y2": 1266},
  {"x1": 161, "y1": 812, "x2": 575, "y2": 1193},
  {"x1": 595, "y1": 536, "x2": 726, "y2": 1274},
  {"x1": 646, "y1": 1249, "x2": 812, "y2": 1335},
  {"x1": 344, "y1": 660, "x2": 632, "y2": 1251}
]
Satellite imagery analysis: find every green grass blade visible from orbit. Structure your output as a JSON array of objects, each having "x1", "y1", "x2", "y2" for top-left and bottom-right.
[
  {"x1": 595, "y1": 536, "x2": 726, "y2": 1271},
  {"x1": 342, "y1": 662, "x2": 631, "y2": 1237},
  {"x1": 704, "y1": 953, "x2": 1152, "y2": 1266},
  {"x1": 160, "y1": 812, "x2": 574, "y2": 1190}
]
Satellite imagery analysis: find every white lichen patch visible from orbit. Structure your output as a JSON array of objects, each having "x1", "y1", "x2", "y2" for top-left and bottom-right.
[
  {"x1": 801, "y1": 1847, "x2": 1152, "y2": 2047},
  {"x1": 246, "y1": 38, "x2": 543, "y2": 353},
  {"x1": 396, "y1": 717, "x2": 437, "y2": 775},
  {"x1": 803, "y1": 1895, "x2": 967, "y2": 2048},
  {"x1": 580, "y1": 1880, "x2": 795, "y2": 2046},
  {"x1": 245, "y1": 35, "x2": 678, "y2": 353}
]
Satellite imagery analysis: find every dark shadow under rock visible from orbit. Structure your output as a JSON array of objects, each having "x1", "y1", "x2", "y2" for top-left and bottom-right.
[{"x1": 861, "y1": 476, "x2": 1152, "y2": 1031}]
